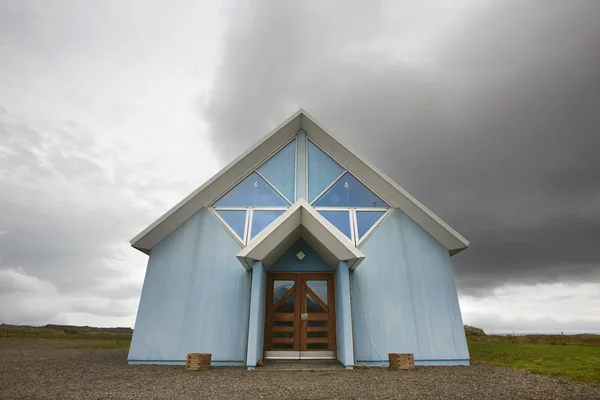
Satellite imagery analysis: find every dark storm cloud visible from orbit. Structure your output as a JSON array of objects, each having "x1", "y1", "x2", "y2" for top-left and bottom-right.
[{"x1": 202, "y1": 0, "x2": 600, "y2": 294}]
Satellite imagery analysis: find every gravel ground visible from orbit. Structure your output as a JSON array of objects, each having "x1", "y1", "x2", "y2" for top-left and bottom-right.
[{"x1": 1, "y1": 340, "x2": 599, "y2": 400}]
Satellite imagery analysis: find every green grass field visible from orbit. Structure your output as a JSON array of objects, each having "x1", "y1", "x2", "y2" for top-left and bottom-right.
[{"x1": 468, "y1": 340, "x2": 600, "y2": 383}]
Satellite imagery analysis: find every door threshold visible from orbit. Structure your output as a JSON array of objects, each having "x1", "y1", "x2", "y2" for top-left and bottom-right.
[{"x1": 264, "y1": 351, "x2": 336, "y2": 360}]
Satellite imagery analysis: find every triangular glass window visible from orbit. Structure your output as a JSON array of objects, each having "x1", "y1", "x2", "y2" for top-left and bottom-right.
[
  {"x1": 356, "y1": 211, "x2": 386, "y2": 241},
  {"x1": 215, "y1": 210, "x2": 246, "y2": 241},
  {"x1": 257, "y1": 139, "x2": 296, "y2": 202},
  {"x1": 214, "y1": 172, "x2": 289, "y2": 207},
  {"x1": 251, "y1": 209, "x2": 285, "y2": 239},
  {"x1": 317, "y1": 210, "x2": 351, "y2": 239},
  {"x1": 314, "y1": 173, "x2": 388, "y2": 208},
  {"x1": 308, "y1": 140, "x2": 344, "y2": 202}
]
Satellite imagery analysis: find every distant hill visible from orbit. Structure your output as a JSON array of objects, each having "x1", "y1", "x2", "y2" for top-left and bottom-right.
[
  {"x1": 1, "y1": 324, "x2": 132, "y2": 334},
  {"x1": 464, "y1": 325, "x2": 486, "y2": 336}
]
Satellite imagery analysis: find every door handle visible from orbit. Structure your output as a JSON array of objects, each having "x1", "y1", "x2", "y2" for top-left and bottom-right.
[{"x1": 301, "y1": 313, "x2": 308, "y2": 321}]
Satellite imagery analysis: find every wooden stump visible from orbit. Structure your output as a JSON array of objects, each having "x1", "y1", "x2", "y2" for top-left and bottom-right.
[
  {"x1": 186, "y1": 353, "x2": 211, "y2": 371},
  {"x1": 388, "y1": 353, "x2": 414, "y2": 370}
]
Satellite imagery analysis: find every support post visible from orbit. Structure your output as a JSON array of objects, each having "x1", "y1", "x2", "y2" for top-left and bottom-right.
[
  {"x1": 246, "y1": 261, "x2": 267, "y2": 370},
  {"x1": 335, "y1": 261, "x2": 354, "y2": 369}
]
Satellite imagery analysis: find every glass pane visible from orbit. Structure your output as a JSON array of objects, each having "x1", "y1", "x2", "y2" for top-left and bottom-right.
[
  {"x1": 273, "y1": 280, "x2": 295, "y2": 313},
  {"x1": 317, "y1": 211, "x2": 351, "y2": 239},
  {"x1": 272, "y1": 332, "x2": 294, "y2": 339},
  {"x1": 307, "y1": 332, "x2": 328, "y2": 338},
  {"x1": 307, "y1": 321, "x2": 328, "y2": 327},
  {"x1": 314, "y1": 173, "x2": 388, "y2": 208},
  {"x1": 306, "y1": 293, "x2": 325, "y2": 313},
  {"x1": 273, "y1": 321, "x2": 294, "y2": 327},
  {"x1": 214, "y1": 172, "x2": 289, "y2": 207},
  {"x1": 215, "y1": 210, "x2": 246, "y2": 240},
  {"x1": 306, "y1": 343, "x2": 329, "y2": 350},
  {"x1": 258, "y1": 139, "x2": 296, "y2": 202},
  {"x1": 272, "y1": 344, "x2": 294, "y2": 350},
  {"x1": 251, "y1": 210, "x2": 285, "y2": 238},
  {"x1": 308, "y1": 140, "x2": 345, "y2": 202},
  {"x1": 275, "y1": 294, "x2": 294, "y2": 313},
  {"x1": 273, "y1": 280, "x2": 294, "y2": 304},
  {"x1": 307, "y1": 281, "x2": 328, "y2": 305},
  {"x1": 356, "y1": 211, "x2": 386, "y2": 240}
]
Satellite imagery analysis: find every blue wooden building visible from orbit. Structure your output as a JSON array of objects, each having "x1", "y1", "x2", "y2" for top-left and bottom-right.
[{"x1": 128, "y1": 109, "x2": 470, "y2": 369}]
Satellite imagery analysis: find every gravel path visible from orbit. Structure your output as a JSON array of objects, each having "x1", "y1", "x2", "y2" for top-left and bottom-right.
[{"x1": 1, "y1": 340, "x2": 599, "y2": 399}]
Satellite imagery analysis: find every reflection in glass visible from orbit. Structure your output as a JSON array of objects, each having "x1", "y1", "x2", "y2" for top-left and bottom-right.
[
  {"x1": 251, "y1": 210, "x2": 285, "y2": 238},
  {"x1": 257, "y1": 139, "x2": 296, "y2": 202},
  {"x1": 214, "y1": 172, "x2": 288, "y2": 207},
  {"x1": 215, "y1": 210, "x2": 246, "y2": 239},
  {"x1": 313, "y1": 173, "x2": 387, "y2": 208},
  {"x1": 308, "y1": 140, "x2": 345, "y2": 202},
  {"x1": 273, "y1": 280, "x2": 295, "y2": 313},
  {"x1": 306, "y1": 293, "x2": 325, "y2": 313},
  {"x1": 317, "y1": 211, "x2": 351, "y2": 239},
  {"x1": 307, "y1": 281, "x2": 328, "y2": 305},
  {"x1": 356, "y1": 211, "x2": 386, "y2": 240}
]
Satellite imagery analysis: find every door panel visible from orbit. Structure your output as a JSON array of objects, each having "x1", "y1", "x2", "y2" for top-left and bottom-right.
[{"x1": 264, "y1": 273, "x2": 336, "y2": 359}]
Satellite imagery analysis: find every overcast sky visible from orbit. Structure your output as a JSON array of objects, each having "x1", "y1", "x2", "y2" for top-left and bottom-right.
[{"x1": 1, "y1": 0, "x2": 599, "y2": 333}]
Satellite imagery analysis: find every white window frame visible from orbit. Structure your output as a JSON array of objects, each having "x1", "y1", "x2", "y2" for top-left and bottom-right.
[
  {"x1": 208, "y1": 138, "x2": 297, "y2": 246},
  {"x1": 354, "y1": 208, "x2": 393, "y2": 247},
  {"x1": 314, "y1": 206, "x2": 390, "y2": 247},
  {"x1": 211, "y1": 206, "x2": 288, "y2": 246},
  {"x1": 313, "y1": 207, "x2": 355, "y2": 243},
  {"x1": 210, "y1": 207, "x2": 247, "y2": 246},
  {"x1": 246, "y1": 207, "x2": 288, "y2": 241},
  {"x1": 210, "y1": 133, "x2": 393, "y2": 248},
  {"x1": 306, "y1": 137, "x2": 389, "y2": 207}
]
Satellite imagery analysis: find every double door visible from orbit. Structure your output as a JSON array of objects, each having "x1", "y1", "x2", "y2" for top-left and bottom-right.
[{"x1": 264, "y1": 273, "x2": 336, "y2": 359}]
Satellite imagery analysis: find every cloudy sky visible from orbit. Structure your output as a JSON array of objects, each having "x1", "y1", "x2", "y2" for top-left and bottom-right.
[{"x1": 1, "y1": 0, "x2": 599, "y2": 333}]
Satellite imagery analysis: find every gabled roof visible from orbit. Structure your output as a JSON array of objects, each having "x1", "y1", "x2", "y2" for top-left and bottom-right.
[
  {"x1": 236, "y1": 199, "x2": 365, "y2": 270},
  {"x1": 130, "y1": 109, "x2": 469, "y2": 255}
]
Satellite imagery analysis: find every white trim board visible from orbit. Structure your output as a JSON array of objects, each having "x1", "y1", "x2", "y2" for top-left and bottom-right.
[
  {"x1": 130, "y1": 109, "x2": 469, "y2": 255},
  {"x1": 236, "y1": 200, "x2": 365, "y2": 270}
]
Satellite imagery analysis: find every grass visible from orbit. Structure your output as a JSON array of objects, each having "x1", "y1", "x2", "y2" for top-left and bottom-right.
[
  {"x1": 1, "y1": 325, "x2": 132, "y2": 350},
  {"x1": 468, "y1": 340, "x2": 600, "y2": 384}
]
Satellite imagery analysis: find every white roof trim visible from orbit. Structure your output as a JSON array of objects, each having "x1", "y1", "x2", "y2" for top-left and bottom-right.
[
  {"x1": 130, "y1": 108, "x2": 469, "y2": 254},
  {"x1": 236, "y1": 199, "x2": 365, "y2": 270}
]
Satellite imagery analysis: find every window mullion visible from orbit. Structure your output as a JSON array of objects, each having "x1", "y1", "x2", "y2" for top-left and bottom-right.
[
  {"x1": 351, "y1": 208, "x2": 358, "y2": 245},
  {"x1": 245, "y1": 208, "x2": 253, "y2": 244}
]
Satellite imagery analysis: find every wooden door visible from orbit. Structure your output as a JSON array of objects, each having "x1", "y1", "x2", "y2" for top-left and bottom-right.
[{"x1": 264, "y1": 273, "x2": 336, "y2": 357}]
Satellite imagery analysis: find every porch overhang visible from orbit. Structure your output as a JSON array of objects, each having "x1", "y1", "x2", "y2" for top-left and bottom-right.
[{"x1": 236, "y1": 199, "x2": 365, "y2": 271}]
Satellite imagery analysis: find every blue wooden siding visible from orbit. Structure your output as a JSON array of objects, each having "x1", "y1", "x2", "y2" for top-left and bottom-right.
[
  {"x1": 129, "y1": 208, "x2": 250, "y2": 364},
  {"x1": 351, "y1": 210, "x2": 469, "y2": 365},
  {"x1": 269, "y1": 238, "x2": 333, "y2": 272}
]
